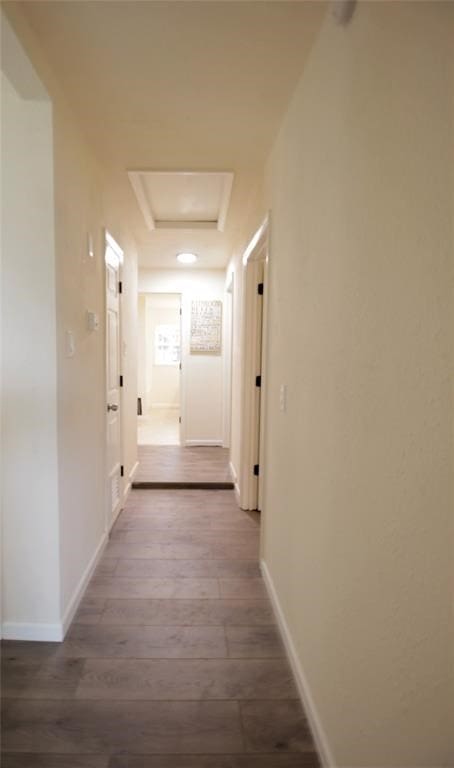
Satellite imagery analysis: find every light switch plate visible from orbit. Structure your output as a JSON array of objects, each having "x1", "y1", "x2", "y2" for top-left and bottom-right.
[
  {"x1": 279, "y1": 384, "x2": 287, "y2": 412},
  {"x1": 87, "y1": 233, "x2": 95, "y2": 259},
  {"x1": 65, "y1": 330, "x2": 75, "y2": 358},
  {"x1": 86, "y1": 311, "x2": 99, "y2": 332}
]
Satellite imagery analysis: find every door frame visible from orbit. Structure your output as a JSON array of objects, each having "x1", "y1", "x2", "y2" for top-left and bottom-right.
[
  {"x1": 239, "y1": 214, "x2": 270, "y2": 511},
  {"x1": 138, "y1": 291, "x2": 184, "y2": 446},
  {"x1": 223, "y1": 271, "x2": 234, "y2": 449},
  {"x1": 104, "y1": 229, "x2": 124, "y2": 533}
]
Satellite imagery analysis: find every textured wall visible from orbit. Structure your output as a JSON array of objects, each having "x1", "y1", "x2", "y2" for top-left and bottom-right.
[
  {"x1": 262, "y1": 2, "x2": 454, "y2": 765},
  {"x1": 1, "y1": 65, "x2": 60, "y2": 630},
  {"x1": 2, "y1": 4, "x2": 139, "y2": 632}
]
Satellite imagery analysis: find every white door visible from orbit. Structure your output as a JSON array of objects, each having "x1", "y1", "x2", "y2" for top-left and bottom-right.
[
  {"x1": 105, "y1": 232, "x2": 123, "y2": 531},
  {"x1": 178, "y1": 296, "x2": 183, "y2": 445},
  {"x1": 239, "y1": 217, "x2": 269, "y2": 511}
]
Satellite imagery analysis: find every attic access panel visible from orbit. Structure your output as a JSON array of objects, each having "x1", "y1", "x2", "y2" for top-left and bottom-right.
[{"x1": 128, "y1": 170, "x2": 234, "y2": 232}]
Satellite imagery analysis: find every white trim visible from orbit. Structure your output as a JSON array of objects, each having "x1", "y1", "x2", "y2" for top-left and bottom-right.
[
  {"x1": 129, "y1": 460, "x2": 140, "y2": 482},
  {"x1": 261, "y1": 559, "x2": 336, "y2": 768},
  {"x1": 239, "y1": 220, "x2": 268, "y2": 511},
  {"x1": 61, "y1": 532, "x2": 108, "y2": 637},
  {"x1": 2, "y1": 622, "x2": 64, "y2": 642},
  {"x1": 123, "y1": 460, "x2": 140, "y2": 501},
  {"x1": 230, "y1": 462, "x2": 241, "y2": 504},
  {"x1": 222, "y1": 274, "x2": 234, "y2": 449},
  {"x1": 127, "y1": 171, "x2": 156, "y2": 230},
  {"x1": 105, "y1": 230, "x2": 124, "y2": 262},
  {"x1": 185, "y1": 439, "x2": 224, "y2": 447},
  {"x1": 1, "y1": 533, "x2": 108, "y2": 643},
  {"x1": 242, "y1": 214, "x2": 269, "y2": 266},
  {"x1": 217, "y1": 173, "x2": 234, "y2": 233}
]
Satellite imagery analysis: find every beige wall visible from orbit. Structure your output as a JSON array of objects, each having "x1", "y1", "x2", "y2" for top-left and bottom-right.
[
  {"x1": 2, "y1": 5, "x2": 138, "y2": 637},
  {"x1": 1, "y1": 61, "x2": 60, "y2": 635},
  {"x1": 255, "y1": 2, "x2": 453, "y2": 766}
]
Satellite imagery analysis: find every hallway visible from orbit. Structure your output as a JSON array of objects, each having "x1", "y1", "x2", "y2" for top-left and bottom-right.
[
  {"x1": 2, "y1": 488, "x2": 320, "y2": 766},
  {"x1": 2, "y1": 2, "x2": 453, "y2": 765},
  {"x1": 134, "y1": 446, "x2": 233, "y2": 486}
]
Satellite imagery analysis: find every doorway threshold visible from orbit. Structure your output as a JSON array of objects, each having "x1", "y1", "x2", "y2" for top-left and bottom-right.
[{"x1": 132, "y1": 480, "x2": 234, "y2": 490}]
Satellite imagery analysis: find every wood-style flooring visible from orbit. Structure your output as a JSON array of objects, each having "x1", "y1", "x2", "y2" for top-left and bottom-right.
[
  {"x1": 134, "y1": 445, "x2": 233, "y2": 486},
  {"x1": 1, "y1": 488, "x2": 320, "y2": 767}
]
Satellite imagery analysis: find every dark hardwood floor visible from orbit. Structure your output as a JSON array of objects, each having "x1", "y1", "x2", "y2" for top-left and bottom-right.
[{"x1": 1, "y1": 488, "x2": 320, "y2": 767}]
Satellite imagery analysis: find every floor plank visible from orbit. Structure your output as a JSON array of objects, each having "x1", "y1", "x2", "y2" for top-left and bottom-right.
[
  {"x1": 1, "y1": 486, "x2": 320, "y2": 766},
  {"x1": 59, "y1": 624, "x2": 227, "y2": 659},
  {"x1": 109, "y1": 756, "x2": 320, "y2": 767},
  {"x1": 99, "y1": 598, "x2": 274, "y2": 626},
  {"x1": 75, "y1": 658, "x2": 297, "y2": 700},
  {"x1": 2, "y1": 756, "x2": 110, "y2": 768},
  {"x1": 3, "y1": 699, "x2": 243, "y2": 754},
  {"x1": 135, "y1": 445, "x2": 232, "y2": 484}
]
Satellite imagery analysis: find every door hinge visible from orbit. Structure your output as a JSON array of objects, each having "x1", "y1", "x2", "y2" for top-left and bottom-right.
[
  {"x1": 119, "y1": 375, "x2": 123, "y2": 387},
  {"x1": 253, "y1": 464, "x2": 260, "y2": 477},
  {"x1": 257, "y1": 282, "x2": 264, "y2": 295},
  {"x1": 180, "y1": 307, "x2": 182, "y2": 316},
  {"x1": 118, "y1": 280, "x2": 123, "y2": 294},
  {"x1": 179, "y1": 362, "x2": 182, "y2": 371},
  {"x1": 120, "y1": 465, "x2": 124, "y2": 477},
  {"x1": 255, "y1": 375, "x2": 262, "y2": 387},
  {"x1": 179, "y1": 416, "x2": 182, "y2": 424}
]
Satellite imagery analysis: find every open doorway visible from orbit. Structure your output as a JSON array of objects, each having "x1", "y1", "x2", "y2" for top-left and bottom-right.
[{"x1": 137, "y1": 292, "x2": 182, "y2": 446}]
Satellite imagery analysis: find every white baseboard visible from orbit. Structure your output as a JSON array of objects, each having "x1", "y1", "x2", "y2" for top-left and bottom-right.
[
  {"x1": 261, "y1": 559, "x2": 336, "y2": 768},
  {"x1": 129, "y1": 460, "x2": 139, "y2": 481},
  {"x1": 1, "y1": 534, "x2": 108, "y2": 643},
  {"x1": 2, "y1": 621, "x2": 64, "y2": 642},
  {"x1": 185, "y1": 439, "x2": 224, "y2": 447},
  {"x1": 229, "y1": 461, "x2": 241, "y2": 504},
  {"x1": 61, "y1": 532, "x2": 108, "y2": 638},
  {"x1": 123, "y1": 460, "x2": 140, "y2": 501}
]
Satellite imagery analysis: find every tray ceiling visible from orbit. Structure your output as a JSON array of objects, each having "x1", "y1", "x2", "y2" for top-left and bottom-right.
[{"x1": 128, "y1": 171, "x2": 234, "y2": 232}]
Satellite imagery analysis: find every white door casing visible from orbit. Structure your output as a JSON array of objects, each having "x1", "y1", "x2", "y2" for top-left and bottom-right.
[
  {"x1": 178, "y1": 296, "x2": 183, "y2": 445},
  {"x1": 105, "y1": 231, "x2": 123, "y2": 532},
  {"x1": 239, "y1": 216, "x2": 269, "y2": 511}
]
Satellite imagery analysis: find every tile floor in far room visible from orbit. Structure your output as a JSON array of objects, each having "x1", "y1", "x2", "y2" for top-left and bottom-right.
[{"x1": 138, "y1": 407, "x2": 180, "y2": 446}]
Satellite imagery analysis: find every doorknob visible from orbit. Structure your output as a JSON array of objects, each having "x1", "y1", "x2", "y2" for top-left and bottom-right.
[{"x1": 107, "y1": 404, "x2": 119, "y2": 412}]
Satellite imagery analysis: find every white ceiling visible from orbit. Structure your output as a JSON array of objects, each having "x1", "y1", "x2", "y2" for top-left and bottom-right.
[
  {"x1": 138, "y1": 228, "x2": 231, "y2": 270},
  {"x1": 19, "y1": 1, "x2": 325, "y2": 268},
  {"x1": 129, "y1": 170, "x2": 234, "y2": 231}
]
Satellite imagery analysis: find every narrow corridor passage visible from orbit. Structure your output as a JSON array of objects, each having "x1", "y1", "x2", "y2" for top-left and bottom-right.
[
  {"x1": 134, "y1": 446, "x2": 233, "y2": 486},
  {"x1": 2, "y1": 489, "x2": 319, "y2": 766}
]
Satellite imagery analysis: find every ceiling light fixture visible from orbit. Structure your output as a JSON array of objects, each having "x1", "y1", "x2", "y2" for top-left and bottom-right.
[{"x1": 176, "y1": 252, "x2": 198, "y2": 265}]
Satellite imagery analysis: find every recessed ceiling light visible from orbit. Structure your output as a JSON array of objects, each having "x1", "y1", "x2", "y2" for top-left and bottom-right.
[{"x1": 176, "y1": 252, "x2": 198, "y2": 264}]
